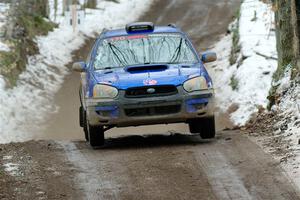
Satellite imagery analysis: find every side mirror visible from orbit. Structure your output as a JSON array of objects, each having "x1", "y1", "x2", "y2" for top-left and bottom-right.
[
  {"x1": 201, "y1": 52, "x2": 217, "y2": 63},
  {"x1": 72, "y1": 61, "x2": 87, "y2": 72}
]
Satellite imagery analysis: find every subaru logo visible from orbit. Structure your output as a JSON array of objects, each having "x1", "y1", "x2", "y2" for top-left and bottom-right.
[{"x1": 147, "y1": 88, "x2": 156, "y2": 94}]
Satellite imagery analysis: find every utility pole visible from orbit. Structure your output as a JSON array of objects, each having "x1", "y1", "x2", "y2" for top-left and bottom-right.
[
  {"x1": 63, "y1": 0, "x2": 67, "y2": 14},
  {"x1": 71, "y1": 4, "x2": 77, "y2": 32}
]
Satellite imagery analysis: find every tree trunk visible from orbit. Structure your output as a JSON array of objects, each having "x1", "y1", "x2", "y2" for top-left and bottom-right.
[
  {"x1": 273, "y1": 0, "x2": 300, "y2": 76},
  {"x1": 31, "y1": 0, "x2": 49, "y2": 17},
  {"x1": 295, "y1": 0, "x2": 300, "y2": 70},
  {"x1": 275, "y1": 0, "x2": 294, "y2": 66},
  {"x1": 85, "y1": 0, "x2": 97, "y2": 9}
]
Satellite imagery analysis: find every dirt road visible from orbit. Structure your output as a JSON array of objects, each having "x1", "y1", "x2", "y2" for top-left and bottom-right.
[
  {"x1": 1, "y1": 132, "x2": 299, "y2": 199},
  {"x1": 1, "y1": 0, "x2": 300, "y2": 199}
]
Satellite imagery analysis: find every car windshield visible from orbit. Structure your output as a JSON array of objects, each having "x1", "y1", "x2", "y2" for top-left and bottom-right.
[{"x1": 94, "y1": 33, "x2": 198, "y2": 70}]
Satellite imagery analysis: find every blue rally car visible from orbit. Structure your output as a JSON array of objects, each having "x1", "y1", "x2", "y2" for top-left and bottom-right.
[{"x1": 72, "y1": 22, "x2": 217, "y2": 147}]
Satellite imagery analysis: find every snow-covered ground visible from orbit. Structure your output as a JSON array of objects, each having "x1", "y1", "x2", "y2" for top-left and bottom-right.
[
  {"x1": 0, "y1": 2, "x2": 10, "y2": 52},
  {"x1": 0, "y1": 0, "x2": 154, "y2": 143},
  {"x1": 208, "y1": 0, "x2": 277, "y2": 126},
  {"x1": 271, "y1": 72, "x2": 300, "y2": 187},
  {"x1": 248, "y1": 75, "x2": 300, "y2": 187}
]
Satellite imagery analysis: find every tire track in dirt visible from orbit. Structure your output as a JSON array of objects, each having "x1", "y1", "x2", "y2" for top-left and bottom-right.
[
  {"x1": 195, "y1": 150, "x2": 253, "y2": 200},
  {"x1": 59, "y1": 141, "x2": 120, "y2": 200},
  {"x1": 62, "y1": 132, "x2": 300, "y2": 199}
]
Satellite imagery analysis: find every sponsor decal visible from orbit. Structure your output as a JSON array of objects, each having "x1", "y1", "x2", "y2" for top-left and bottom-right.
[
  {"x1": 108, "y1": 33, "x2": 180, "y2": 42},
  {"x1": 109, "y1": 36, "x2": 126, "y2": 41},
  {"x1": 127, "y1": 35, "x2": 148, "y2": 40},
  {"x1": 148, "y1": 33, "x2": 181, "y2": 38},
  {"x1": 143, "y1": 79, "x2": 158, "y2": 86},
  {"x1": 109, "y1": 35, "x2": 147, "y2": 42}
]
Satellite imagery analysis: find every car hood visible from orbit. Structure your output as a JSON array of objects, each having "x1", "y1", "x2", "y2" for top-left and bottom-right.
[{"x1": 92, "y1": 64, "x2": 205, "y2": 90}]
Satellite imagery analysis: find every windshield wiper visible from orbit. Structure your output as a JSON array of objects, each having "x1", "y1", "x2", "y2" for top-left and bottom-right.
[
  {"x1": 170, "y1": 38, "x2": 183, "y2": 63},
  {"x1": 94, "y1": 66, "x2": 121, "y2": 71},
  {"x1": 108, "y1": 43, "x2": 127, "y2": 66}
]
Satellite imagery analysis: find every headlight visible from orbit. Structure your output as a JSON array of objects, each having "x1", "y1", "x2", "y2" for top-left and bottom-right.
[
  {"x1": 183, "y1": 76, "x2": 208, "y2": 92},
  {"x1": 93, "y1": 84, "x2": 118, "y2": 98}
]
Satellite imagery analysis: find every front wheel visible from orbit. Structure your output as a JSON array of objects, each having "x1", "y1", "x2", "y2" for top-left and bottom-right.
[
  {"x1": 87, "y1": 123, "x2": 105, "y2": 147},
  {"x1": 79, "y1": 106, "x2": 84, "y2": 127},
  {"x1": 80, "y1": 106, "x2": 89, "y2": 141},
  {"x1": 188, "y1": 117, "x2": 216, "y2": 139}
]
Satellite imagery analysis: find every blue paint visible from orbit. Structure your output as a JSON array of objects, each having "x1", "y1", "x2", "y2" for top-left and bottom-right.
[{"x1": 80, "y1": 25, "x2": 213, "y2": 98}]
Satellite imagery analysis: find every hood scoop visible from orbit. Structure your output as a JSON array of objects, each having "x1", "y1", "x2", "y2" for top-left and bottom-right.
[{"x1": 126, "y1": 65, "x2": 168, "y2": 73}]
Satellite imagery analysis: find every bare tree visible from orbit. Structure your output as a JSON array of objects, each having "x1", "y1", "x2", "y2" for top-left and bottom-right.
[
  {"x1": 85, "y1": 0, "x2": 97, "y2": 9},
  {"x1": 273, "y1": 0, "x2": 299, "y2": 71}
]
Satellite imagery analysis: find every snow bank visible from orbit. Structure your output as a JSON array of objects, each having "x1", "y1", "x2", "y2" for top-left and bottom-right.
[
  {"x1": 208, "y1": 0, "x2": 277, "y2": 126},
  {"x1": 274, "y1": 74, "x2": 300, "y2": 186},
  {"x1": 0, "y1": 0, "x2": 154, "y2": 143}
]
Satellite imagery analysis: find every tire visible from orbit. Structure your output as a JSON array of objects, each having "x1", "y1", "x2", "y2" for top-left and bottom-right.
[
  {"x1": 87, "y1": 123, "x2": 105, "y2": 147},
  {"x1": 83, "y1": 111, "x2": 89, "y2": 142},
  {"x1": 80, "y1": 106, "x2": 89, "y2": 141},
  {"x1": 188, "y1": 119, "x2": 201, "y2": 134},
  {"x1": 79, "y1": 106, "x2": 84, "y2": 127},
  {"x1": 188, "y1": 116, "x2": 216, "y2": 139},
  {"x1": 199, "y1": 117, "x2": 216, "y2": 139}
]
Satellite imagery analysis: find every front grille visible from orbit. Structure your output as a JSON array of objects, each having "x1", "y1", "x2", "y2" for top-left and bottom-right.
[
  {"x1": 124, "y1": 105, "x2": 181, "y2": 117},
  {"x1": 125, "y1": 85, "x2": 178, "y2": 98}
]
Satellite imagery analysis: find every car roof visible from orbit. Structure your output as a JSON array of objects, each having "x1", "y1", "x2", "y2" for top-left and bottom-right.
[{"x1": 101, "y1": 25, "x2": 184, "y2": 38}]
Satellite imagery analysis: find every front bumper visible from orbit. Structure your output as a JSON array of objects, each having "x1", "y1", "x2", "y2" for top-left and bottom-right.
[{"x1": 84, "y1": 87, "x2": 215, "y2": 127}]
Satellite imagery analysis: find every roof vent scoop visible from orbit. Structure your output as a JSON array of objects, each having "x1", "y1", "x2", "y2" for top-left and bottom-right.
[
  {"x1": 126, "y1": 65, "x2": 168, "y2": 73},
  {"x1": 126, "y1": 22, "x2": 154, "y2": 33}
]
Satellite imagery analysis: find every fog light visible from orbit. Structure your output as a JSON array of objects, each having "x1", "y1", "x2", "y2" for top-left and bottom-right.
[
  {"x1": 186, "y1": 98, "x2": 209, "y2": 113},
  {"x1": 96, "y1": 110, "x2": 111, "y2": 117},
  {"x1": 95, "y1": 105, "x2": 119, "y2": 118},
  {"x1": 194, "y1": 104, "x2": 207, "y2": 110}
]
